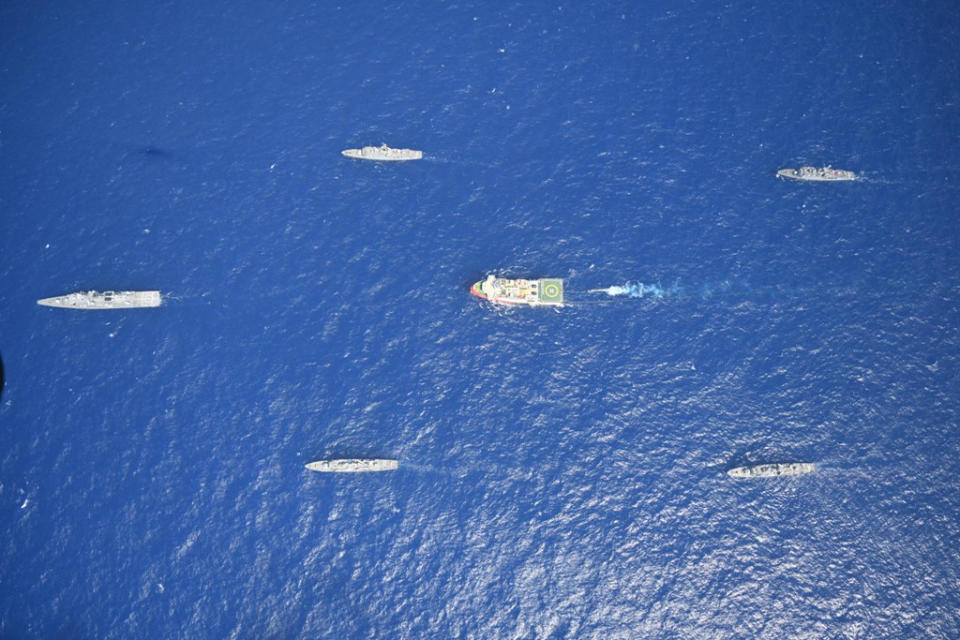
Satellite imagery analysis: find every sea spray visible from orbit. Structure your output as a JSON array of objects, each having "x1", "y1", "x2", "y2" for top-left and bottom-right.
[
  {"x1": 583, "y1": 278, "x2": 818, "y2": 303},
  {"x1": 588, "y1": 282, "x2": 672, "y2": 299}
]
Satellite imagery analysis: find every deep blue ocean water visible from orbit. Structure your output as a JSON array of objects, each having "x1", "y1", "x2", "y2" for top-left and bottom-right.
[{"x1": 2, "y1": 1, "x2": 960, "y2": 637}]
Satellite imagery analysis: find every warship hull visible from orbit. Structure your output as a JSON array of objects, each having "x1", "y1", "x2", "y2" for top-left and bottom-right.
[
  {"x1": 728, "y1": 463, "x2": 815, "y2": 478},
  {"x1": 341, "y1": 144, "x2": 422, "y2": 161},
  {"x1": 777, "y1": 166, "x2": 856, "y2": 181},
  {"x1": 305, "y1": 459, "x2": 398, "y2": 473},
  {"x1": 37, "y1": 290, "x2": 162, "y2": 310}
]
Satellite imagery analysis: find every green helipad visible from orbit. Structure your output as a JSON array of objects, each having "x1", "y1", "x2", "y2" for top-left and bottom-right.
[{"x1": 537, "y1": 279, "x2": 564, "y2": 305}]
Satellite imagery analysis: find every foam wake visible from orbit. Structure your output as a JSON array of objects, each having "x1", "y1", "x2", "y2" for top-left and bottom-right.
[
  {"x1": 585, "y1": 279, "x2": 764, "y2": 302},
  {"x1": 587, "y1": 282, "x2": 673, "y2": 299}
]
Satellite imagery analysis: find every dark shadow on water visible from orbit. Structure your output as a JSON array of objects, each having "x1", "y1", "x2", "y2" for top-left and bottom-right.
[
  {"x1": 461, "y1": 272, "x2": 485, "y2": 290},
  {"x1": 139, "y1": 145, "x2": 174, "y2": 159}
]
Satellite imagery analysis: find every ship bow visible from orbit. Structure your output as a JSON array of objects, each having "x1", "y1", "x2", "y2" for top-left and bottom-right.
[{"x1": 470, "y1": 281, "x2": 487, "y2": 299}]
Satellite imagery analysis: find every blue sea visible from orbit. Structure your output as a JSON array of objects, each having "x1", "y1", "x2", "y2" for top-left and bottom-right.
[{"x1": 2, "y1": 1, "x2": 959, "y2": 637}]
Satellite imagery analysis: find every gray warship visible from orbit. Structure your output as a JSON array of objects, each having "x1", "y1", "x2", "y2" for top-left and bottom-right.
[
  {"x1": 37, "y1": 290, "x2": 162, "y2": 310},
  {"x1": 305, "y1": 459, "x2": 398, "y2": 473},
  {"x1": 728, "y1": 463, "x2": 815, "y2": 478},
  {"x1": 341, "y1": 144, "x2": 423, "y2": 161},
  {"x1": 777, "y1": 166, "x2": 856, "y2": 181}
]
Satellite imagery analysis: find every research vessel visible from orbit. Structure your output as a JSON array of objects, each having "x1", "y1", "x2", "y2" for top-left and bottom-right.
[
  {"x1": 305, "y1": 459, "x2": 398, "y2": 473},
  {"x1": 727, "y1": 463, "x2": 815, "y2": 478},
  {"x1": 341, "y1": 144, "x2": 422, "y2": 161},
  {"x1": 776, "y1": 166, "x2": 855, "y2": 181},
  {"x1": 470, "y1": 275, "x2": 564, "y2": 307},
  {"x1": 37, "y1": 290, "x2": 162, "y2": 310}
]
